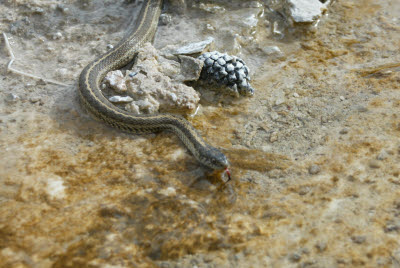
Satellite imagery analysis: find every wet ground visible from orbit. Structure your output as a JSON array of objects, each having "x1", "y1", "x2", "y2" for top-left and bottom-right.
[{"x1": 1, "y1": 0, "x2": 400, "y2": 267}]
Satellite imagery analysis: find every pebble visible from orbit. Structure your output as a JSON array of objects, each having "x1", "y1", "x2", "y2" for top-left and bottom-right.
[
  {"x1": 206, "y1": 23, "x2": 215, "y2": 31},
  {"x1": 172, "y1": 37, "x2": 214, "y2": 55},
  {"x1": 315, "y1": 241, "x2": 327, "y2": 252},
  {"x1": 52, "y1": 32, "x2": 63, "y2": 40},
  {"x1": 351, "y1": 236, "x2": 366, "y2": 244},
  {"x1": 29, "y1": 96, "x2": 41, "y2": 103},
  {"x1": 339, "y1": 128, "x2": 348, "y2": 134},
  {"x1": 263, "y1": 46, "x2": 284, "y2": 58},
  {"x1": 385, "y1": 224, "x2": 399, "y2": 232},
  {"x1": 293, "y1": 92, "x2": 300, "y2": 98},
  {"x1": 289, "y1": 253, "x2": 301, "y2": 262},
  {"x1": 339, "y1": 96, "x2": 345, "y2": 101},
  {"x1": 106, "y1": 44, "x2": 114, "y2": 50},
  {"x1": 5, "y1": 93, "x2": 20, "y2": 103},
  {"x1": 269, "y1": 131, "x2": 279, "y2": 142},
  {"x1": 308, "y1": 164, "x2": 321, "y2": 175},
  {"x1": 369, "y1": 160, "x2": 381, "y2": 169},
  {"x1": 376, "y1": 150, "x2": 388, "y2": 160},
  {"x1": 109, "y1": 96, "x2": 133, "y2": 103}
]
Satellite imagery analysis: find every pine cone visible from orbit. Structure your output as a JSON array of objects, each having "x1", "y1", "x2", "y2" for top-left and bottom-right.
[{"x1": 198, "y1": 51, "x2": 254, "y2": 97}]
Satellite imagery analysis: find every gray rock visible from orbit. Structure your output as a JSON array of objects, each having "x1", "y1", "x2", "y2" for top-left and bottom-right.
[
  {"x1": 109, "y1": 96, "x2": 133, "y2": 103},
  {"x1": 351, "y1": 236, "x2": 366, "y2": 244},
  {"x1": 308, "y1": 164, "x2": 321, "y2": 175},
  {"x1": 376, "y1": 150, "x2": 389, "y2": 160},
  {"x1": 5, "y1": 93, "x2": 20, "y2": 103},
  {"x1": 174, "y1": 37, "x2": 214, "y2": 55}
]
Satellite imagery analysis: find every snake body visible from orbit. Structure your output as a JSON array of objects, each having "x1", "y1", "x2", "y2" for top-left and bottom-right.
[{"x1": 78, "y1": 0, "x2": 229, "y2": 171}]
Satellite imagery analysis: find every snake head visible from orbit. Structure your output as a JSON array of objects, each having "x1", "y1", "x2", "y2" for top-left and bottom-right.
[{"x1": 203, "y1": 147, "x2": 229, "y2": 171}]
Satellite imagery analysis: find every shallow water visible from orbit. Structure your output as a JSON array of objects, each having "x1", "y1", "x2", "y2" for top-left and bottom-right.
[{"x1": 1, "y1": 0, "x2": 400, "y2": 266}]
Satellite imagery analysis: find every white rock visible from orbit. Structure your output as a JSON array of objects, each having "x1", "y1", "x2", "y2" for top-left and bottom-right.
[
  {"x1": 172, "y1": 37, "x2": 214, "y2": 55},
  {"x1": 46, "y1": 177, "x2": 66, "y2": 199},
  {"x1": 105, "y1": 43, "x2": 201, "y2": 115},
  {"x1": 263, "y1": 46, "x2": 284, "y2": 58},
  {"x1": 285, "y1": 0, "x2": 329, "y2": 23},
  {"x1": 199, "y1": 3, "x2": 226, "y2": 14},
  {"x1": 159, "y1": 187, "x2": 177, "y2": 197},
  {"x1": 109, "y1": 96, "x2": 133, "y2": 103},
  {"x1": 104, "y1": 70, "x2": 127, "y2": 92},
  {"x1": 52, "y1": 32, "x2": 63, "y2": 40}
]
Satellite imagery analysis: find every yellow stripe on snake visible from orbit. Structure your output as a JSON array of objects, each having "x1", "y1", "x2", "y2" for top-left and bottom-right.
[{"x1": 79, "y1": 0, "x2": 230, "y2": 177}]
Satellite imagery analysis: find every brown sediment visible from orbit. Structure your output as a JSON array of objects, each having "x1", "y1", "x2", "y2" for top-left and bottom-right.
[{"x1": 1, "y1": 0, "x2": 400, "y2": 266}]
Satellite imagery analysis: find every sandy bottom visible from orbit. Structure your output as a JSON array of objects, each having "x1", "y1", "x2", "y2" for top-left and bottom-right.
[{"x1": 1, "y1": 0, "x2": 400, "y2": 267}]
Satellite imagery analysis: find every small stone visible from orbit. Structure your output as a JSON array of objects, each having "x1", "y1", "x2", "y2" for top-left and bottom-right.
[
  {"x1": 128, "y1": 72, "x2": 137, "y2": 78},
  {"x1": 339, "y1": 128, "x2": 348, "y2": 134},
  {"x1": 263, "y1": 46, "x2": 284, "y2": 58},
  {"x1": 357, "y1": 106, "x2": 368, "y2": 112},
  {"x1": 270, "y1": 131, "x2": 278, "y2": 142},
  {"x1": 369, "y1": 160, "x2": 380, "y2": 169},
  {"x1": 109, "y1": 96, "x2": 133, "y2": 103},
  {"x1": 206, "y1": 23, "x2": 215, "y2": 31},
  {"x1": 52, "y1": 32, "x2": 63, "y2": 40},
  {"x1": 339, "y1": 96, "x2": 345, "y2": 101},
  {"x1": 315, "y1": 242, "x2": 327, "y2": 252},
  {"x1": 106, "y1": 44, "x2": 114, "y2": 50},
  {"x1": 308, "y1": 164, "x2": 321, "y2": 175},
  {"x1": 5, "y1": 93, "x2": 20, "y2": 103},
  {"x1": 159, "y1": 187, "x2": 176, "y2": 197},
  {"x1": 289, "y1": 253, "x2": 301, "y2": 262},
  {"x1": 385, "y1": 224, "x2": 399, "y2": 232},
  {"x1": 32, "y1": 7, "x2": 44, "y2": 14},
  {"x1": 29, "y1": 96, "x2": 41, "y2": 103},
  {"x1": 174, "y1": 37, "x2": 214, "y2": 55},
  {"x1": 293, "y1": 92, "x2": 299, "y2": 98},
  {"x1": 376, "y1": 150, "x2": 388, "y2": 160},
  {"x1": 351, "y1": 236, "x2": 366, "y2": 244}
]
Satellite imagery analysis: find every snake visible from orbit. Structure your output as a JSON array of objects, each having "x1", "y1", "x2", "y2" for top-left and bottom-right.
[{"x1": 78, "y1": 0, "x2": 231, "y2": 178}]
